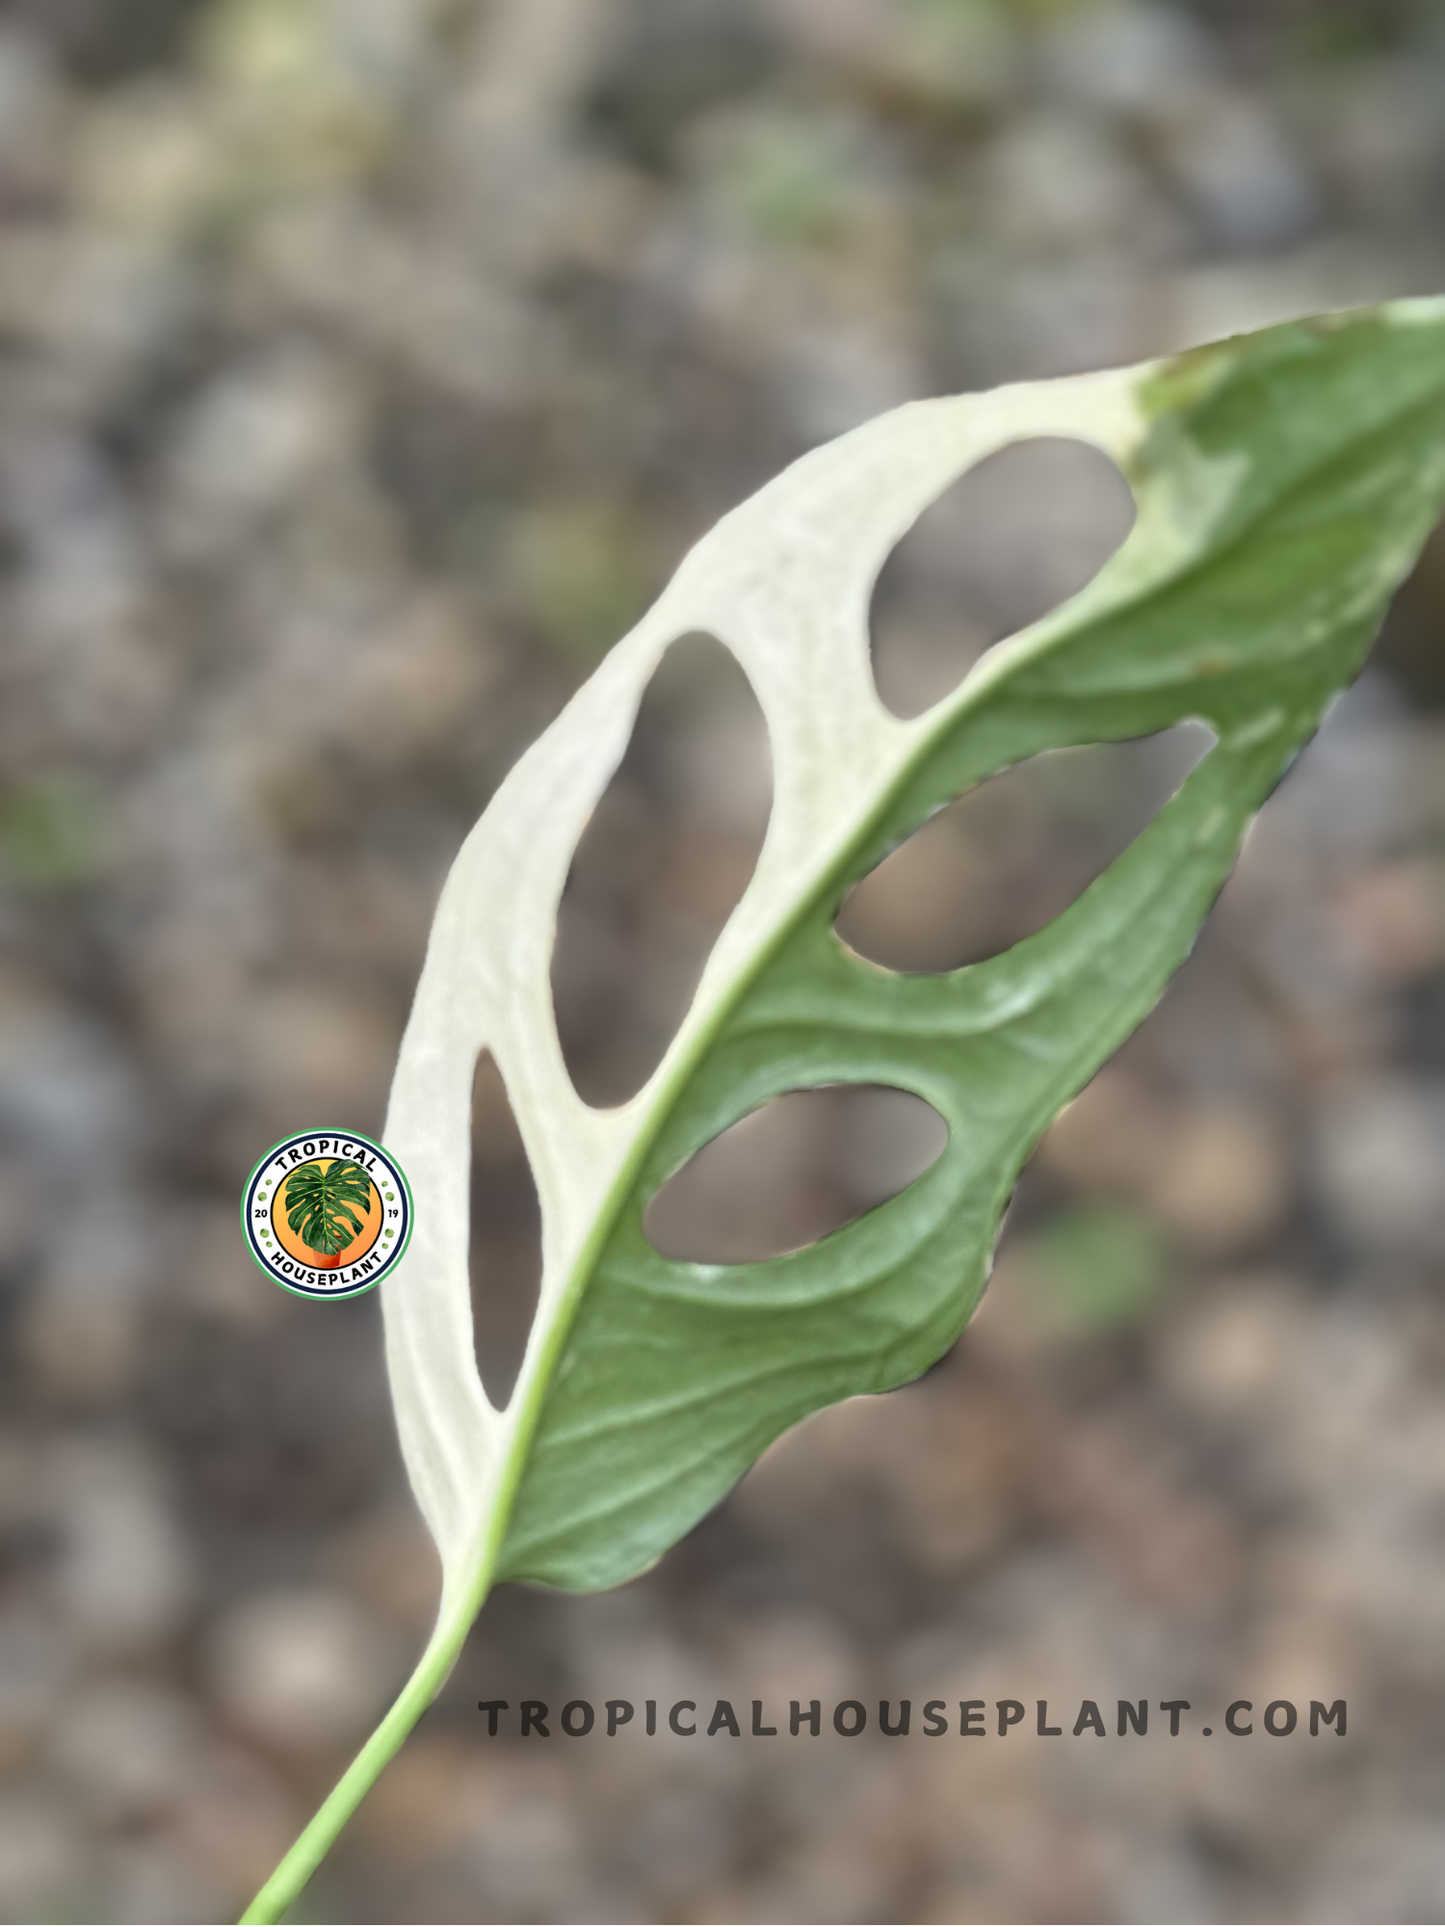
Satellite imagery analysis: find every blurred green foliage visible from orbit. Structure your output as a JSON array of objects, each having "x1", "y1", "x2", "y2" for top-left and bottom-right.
[
  {"x1": 508, "y1": 503, "x2": 656, "y2": 660},
  {"x1": 719, "y1": 113, "x2": 858, "y2": 244},
  {"x1": 1022, "y1": 1202, "x2": 1171, "y2": 1328},
  {"x1": 0, "y1": 773, "x2": 108, "y2": 891}
]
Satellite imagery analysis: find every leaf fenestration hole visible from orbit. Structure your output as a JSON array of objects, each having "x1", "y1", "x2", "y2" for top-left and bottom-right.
[
  {"x1": 1375, "y1": 509, "x2": 1445, "y2": 709},
  {"x1": 643, "y1": 1085, "x2": 947, "y2": 1265},
  {"x1": 551, "y1": 631, "x2": 773, "y2": 1108},
  {"x1": 836, "y1": 723, "x2": 1217, "y2": 973},
  {"x1": 469, "y1": 1048, "x2": 542, "y2": 1408},
  {"x1": 869, "y1": 437, "x2": 1136, "y2": 719}
]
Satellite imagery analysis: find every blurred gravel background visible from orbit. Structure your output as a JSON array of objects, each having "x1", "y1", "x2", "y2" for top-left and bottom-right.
[{"x1": 1, "y1": 1, "x2": 1444, "y2": 1921}]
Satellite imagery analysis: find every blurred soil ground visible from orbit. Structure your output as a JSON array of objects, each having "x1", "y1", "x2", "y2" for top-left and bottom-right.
[{"x1": 1, "y1": 1, "x2": 1444, "y2": 1920}]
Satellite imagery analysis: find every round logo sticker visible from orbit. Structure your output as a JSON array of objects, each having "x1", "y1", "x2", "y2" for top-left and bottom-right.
[{"x1": 241, "y1": 1130, "x2": 413, "y2": 1300}]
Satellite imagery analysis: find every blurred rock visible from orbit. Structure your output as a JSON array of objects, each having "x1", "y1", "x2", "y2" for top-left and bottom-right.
[
  {"x1": 1039, "y1": 1067, "x2": 1176, "y2": 1197},
  {"x1": 0, "y1": 991, "x2": 141, "y2": 1174},
  {"x1": 0, "y1": 1796, "x2": 82, "y2": 1921},
  {"x1": 1155, "y1": 1274, "x2": 1311, "y2": 1420},
  {"x1": 0, "y1": 1613, "x2": 71, "y2": 1772},
  {"x1": 162, "y1": 1204, "x2": 285, "y2": 1329},
  {"x1": 1314, "y1": 57, "x2": 1445, "y2": 225},
  {"x1": 617, "y1": 1776, "x2": 736, "y2": 1904},
  {"x1": 0, "y1": 24, "x2": 59, "y2": 166},
  {"x1": 1040, "y1": 2, "x2": 1216, "y2": 115},
  {"x1": 768, "y1": 1757, "x2": 920, "y2": 1922},
  {"x1": 1311, "y1": 1077, "x2": 1445, "y2": 1257},
  {"x1": 205, "y1": 1587, "x2": 404, "y2": 1753},
  {"x1": 1159, "y1": 87, "x2": 1320, "y2": 252},
  {"x1": 767, "y1": 0, "x2": 1019, "y2": 107},
  {"x1": 1046, "y1": 1409, "x2": 1242, "y2": 1610},
  {"x1": 0, "y1": 1157, "x2": 40, "y2": 1272},
  {"x1": 156, "y1": 350, "x2": 363, "y2": 563},
  {"x1": 1115, "y1": 1836, "x2": 1224, "y2": 1927},
  {"x1": 50, "y1": 1680, "x2": 201, "y2": 1823},
  {"x1": 1165, "y1": 245, "x2": 1395, "y2": 351},
  {"x1": 731, "y1": 1394, "x2": 891, "y2": 1543},
  {"x1": 1270, "y1": 676, "x2": 1426, "y2": 862},
  {"x1": 724, "y1": 1609, "x2": 860, "y2": 1723},
  {"x1": 855, "y1": 1373, "x2": 1023, "y2": 1575},
  {"x1": 159, "y1": 1738, "x2": 300, "y2": 1916},
  {"x1": 760, "y1": 0, "x2": 890, "y2": 69},
  {"x1": 229, "y1": 981, "x2": 397, "y2": 1141},
  {"x1": 363, "y1": 1735, "x2": 497, "y2": 1861},
  {"x1": 320, "y1": 1502, "x2": 441, "y2": 1634},
  {"x1": 772, "y1": 316, "x2": 924, "y2": 442},
  {"x1": 19, "y1": 1279, "x2": 142, "y2": 1407},
  {"x1": 102, "y1": 1835, "x2": 231, "y2": 1927},
  {"x1": 18, "y1": 1191, "x2": 157, "y2": 1404},
  {"x1": 1147, "y1": 1101, "x2": 1292, "y2": 1253},
  {"x1": 983, "y1": 112, "x2": 1154, "y2": 251},
  {"x1": 1329, "y1": 859, "x2": 1445, "y2": 986},
  {"x1": 50, "y1": 1441, "x2": 195, "y2": 1655},
  {"x1": 452, "y1": 1752, "x2": 592, "y2": 1920}
]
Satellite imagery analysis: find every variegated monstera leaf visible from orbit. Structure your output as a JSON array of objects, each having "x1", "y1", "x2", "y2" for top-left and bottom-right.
[
  {"x1": 383, "y1": 300, "x2": 1445, "y2": 1612},
  {"x1": 243, "y1": 299, "x2": 1445, "y2": 1927}
]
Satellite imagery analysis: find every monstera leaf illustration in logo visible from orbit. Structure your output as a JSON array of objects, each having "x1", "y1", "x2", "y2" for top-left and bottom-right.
[{"x1": 283, "y1": 1159, "x2": 374, "y2": 1268}]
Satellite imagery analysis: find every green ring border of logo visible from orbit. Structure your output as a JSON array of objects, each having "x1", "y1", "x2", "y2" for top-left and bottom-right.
[{"x1": 240, "y1": 1127, "x2": 415, "y2": 1301}]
